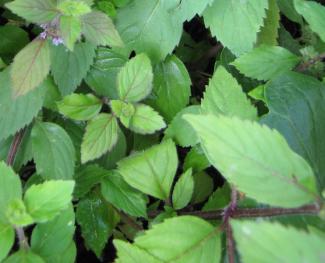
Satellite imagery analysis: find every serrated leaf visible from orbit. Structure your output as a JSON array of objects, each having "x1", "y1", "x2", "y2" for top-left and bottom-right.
[
  {"x1": 32, "y1": 122, "x2": 75, "y2": 180},
  {"x1": 24, "y1": 180, "x2": 75, "y2": 222},
  {"x1": 117, "y1": 53, "x2": 153, "y2": 103},
  {"x1": 118, "y1": 139, "x2": 178, "y2": 200},
  {"x1": 81, "y1": 113, "x2": 118, "y2": 163},
  {"x1": 261, "y1": 72, "x2": 325, "y2": 190},
  {"x1": 110, "y1": 100, "x2": 135, "y2": 126},
  {"x1": 59, "y1": 15, "x2": 82, "y2": 51},
  {"x1": 0, "y1": 222, "x2": 14, "y2": 261},
  {"x1": 81, "y1": 11, "x2": 123, "y2": 47},
  {"x1": 0, "y1": 25, "x2": 29, "y2": 57},
  {"x1": 58, "y1": 0, "x2": 91, "y2": 16},
  {"x1": 277, "y1": 0, "x2": 302, "y2": 24},
  {"x1": 201, "y1": 66, "x2": 257, "y2": 120},
  {"x1": 172, "y1": 169, "x2": 194, "y2": 210},
  {"x1": 50, "y1": 41, "x2": 96, "y2": 96},
  {"x1": 232, "y1": 220, "x2": 325, "y2": 263},
  {"x1": 185, "y1": 115, "x2": 318, "y2": 208},
  {"x1": 5, "y1": 199, "x2": 34, "y2": 226},
  {"x1": 232, "y1": 45, "x2": 300, "y2": 81},
  {"x1": 3, "y1": 250, "x2": 45, "y2": 263},
  {"x1": 5, "y1": 0, "x2": 58, "y2": 23},
  {"x1": 11, "y1": 39, "x2": 50, "y2": 97},
  {"x1": 57, "y1": 93, "x2": 102, "y2": 121},
  {"x1": 203, "y1": 0, "x2": 268, "y2": 56}
]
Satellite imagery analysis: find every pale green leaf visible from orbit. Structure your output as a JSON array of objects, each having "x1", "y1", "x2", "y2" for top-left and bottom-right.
[
  {"x1": 185, "y1": 115, "x2": 318, "y2": 208},
  {"x1": 59, "y1": 15, "x2": 82, "y2": 51},
  {"x1": 203, "y1": 0, "x2": 268, "y2": 56},
  {"x1": 232, "y1": 45, "x2": 301, "y2": 81},
  {"x1": 58, "y1": 0, "x2": 91, "y2": 16},
  {"x1": 101, "y1": 170, "x2": 147, "y2": 218},
  {"x1": 31, "y1": 121, "x2": 75, "y2": 180},
  {"x1": 172, "y1": 169, "x2": 194, "y2": 210},
  {"x1": 24, "y1": 180, "x2": 75, "y2": 222},
  {"x1": 81, "y1": 113, "x2": 119, "y2": 163},
  {"x1": 118, "y1": 139, "x2": 178, "y2": 200},
  {"x1": 232, "y1": 220, "x2": 325, "y2": 263},
  {"x1": 57, "y1": 93, "x2": 102, "y2": 121},
  {"x1": 5, "y1": 199, "x2": 34, "y2": 226},
  {"x1": 117, "y1": 53, "x2": 153, "y2": 103},
  {"x1": 0, "y1": 223, "x2": 14, "y2": 261},
  {"x1": 11, "y1": 39, "x2": 50, "y2": 97},
  {"x1": 201, "y1": 66, "x2": 257, "y2": 120},
  {"x1": 110, "y1": 100, "x2": 135, "y2": 128},
  {"x1": 3, "y1": 250, "x2": 45, "y2": 263}
]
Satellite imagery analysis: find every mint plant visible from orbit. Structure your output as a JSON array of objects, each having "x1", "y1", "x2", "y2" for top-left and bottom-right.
[{"x1": 1, "y1": 0, "x2": 325, "y2": 262}]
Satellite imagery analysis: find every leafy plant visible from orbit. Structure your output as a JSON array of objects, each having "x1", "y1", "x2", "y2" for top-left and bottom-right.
[{"x1": 0, "y1": 0, "x2": 325, "y2": 262}]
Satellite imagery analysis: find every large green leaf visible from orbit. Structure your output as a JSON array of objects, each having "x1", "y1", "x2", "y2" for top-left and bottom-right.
[
  {"x1": 201, "y1": 66, "x2": 257, "y2": 120},
  {"x1": 31, "y1": 121, "x2": 76, "y2": 180},
  {"x1": 81, "y1": 113, "x2": 119, "y2": 163},
  {"x1": 203, "y1": 0, "x2": 268, "y2": 56},
  {"x1": 58, "y1": 0, "x2": 91, "y2": 16},
  {"x1": 261, "y1": 72, "x2": 325, "y2": 190},
  {"x1": 118, "y1": 139, "x2": 178, "y2": 200},
  {"x1": 59, "y1": 15, "x2": 82, "y2": 51},
  {"x1": 0, "y1": 25, "x2": 29, "y2": 58},
  {"x1": 3, "y1": 250, "x2": 45, "y2": 263},
  {"x1": 11, "y1": 39, "x2": 50, "y2": 97},
  {"x1": 185, "y1": 115, "x2": 318, "y2": 208},
  {"x1": 114, "y1": 216, "x2": 221, "y2": 262},
  {"x1": 232, "y1": 220, "x2": 325, "y2": 263},
  {"x1": 50, "y1": 42, "x2": 96, "y2": 96},
  {"x1": 101, "y1": 170, "x2": 147, "y2": 218},
  {"x1": 172, "y1": 169, "x2": 194, "y2": 210},
  {"x1": 24, "y1": 180, "x2": 75, "y2": 222},
  {"x1": 0, "y1": 222, "x2": 14, "y2": 261}
]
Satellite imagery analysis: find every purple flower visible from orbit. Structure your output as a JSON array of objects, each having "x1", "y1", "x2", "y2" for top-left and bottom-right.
[
  {"x1": 52, "y1": 37, "x2": 64, "y2": 46},
  {"x1": 40, "y1": 31, "x2": 47, "y2": 39}
]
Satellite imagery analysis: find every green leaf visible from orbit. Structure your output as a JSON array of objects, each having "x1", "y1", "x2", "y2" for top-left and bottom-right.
[
  {"x1": 118, "y1": 139, "x2": 178, "y2": 200},
  {"x1": 81, "y1": 11, "x2": 123, "y2": 47},
  {"x1": 0, "y1": 69, "x2": 47, "y2": 141},
  {"x1": 5, "y1": 199, "x2": 34, "y2": 226},
  {"x1": 0, "y1": 161, "x2": 22, "y2": 223},
  {"x1": 76, "y1": 193, "x2": 119, "y2": 257},
  {"x1": 118, "y1": 216, "x2": 221, "y2": 262},
  {"x1": 50, "y1": 42, "x2": 96, "y2": 96},
  {"x1": 183, "y1": 145, "x2": 210, "y2": 173},
  {"x1": 31, "y1": 121, "x2": 75, "y2": 180},
  {"x1": 172, "y1": 169, "x2": 194, "y2": 210},
  {"x1": 261, "y1": 72, "x2": 325, "y2": 190},
  {"x1": 149, "y1": 55, "x2": 191, "y2": 123},
  {"x1": 110, "y1": 100, "x2": 135, "y2": 127},
  {"x1": 0, "y1": 223, "x2": 14, "y2": 261},
  {"x1": 24, "y1": 180, "x2": 75, "y2": 222},
  {"x1": 127, "y1": 104, "x2": 166, "y2": 135},
  {"x1": 101, "y1": 170, "x2": 147, "y2": 218},
  {"x1": 232, "y1": 220, "x2": 325, "y2": 263},
  {"x1": 232, "y1": 45, "x2": 301, "y2": 81},
  {"x1": 31, "y1": 206, "x2": 75, "y2": 262},
  {"x1": 203, "y1": 184, "x2": 231, "y2": 211},
  {"x1": 117, "y1": 53, "x2": 153, "y2": 103},
  {"x1": 294, "y1": 0, "x2": 325, "y2": 42},
  {"x1": 58, "y1": 0, "x2": 91, "y2": 16},
  {"x1": 277, "y1": 0, "x2": 302, "y2": 24},
  {"x1": 201, "y1": 66, "x2": 257, "y2": 120},
  {"x1": 191, "y1": 171, "x2": 214, "y2": 204},
  {"x1": 203, "y1": 0, "x2": 268, "y2": 56},
  {"x1": 59, "y1": 15, "x2": 82, "y2": 51},
  {"x1": 3, "y1": 250, "x2": 45, "y2": 263},
  {"x1": 11, "y1": 39, "x2": 50, "y2": 97},
  {"x1": 5, "y1": 0, "x2": 58, "y2": 23},
  {"x1": 81, "y1": 113, "x2": 119, "y2": 163},
  {"x1": 0, "y1": 25, "x2": 29, "y2": 57},
  {"x1": 185, "y1": 115, "x2": 318, "y2": 208},
  {"x1": 57, "y1": 93, "x2": 102, "y2": 121}
]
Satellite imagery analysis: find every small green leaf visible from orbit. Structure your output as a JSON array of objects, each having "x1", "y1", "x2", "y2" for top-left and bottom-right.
[
  {"x1": 118, "y1": 139, "x2": 178, "y2": 200},
  {"x1": 59, "y1": 15, "x2": 82, "y2": 51},
  {"x1": 24, "y1": 180, "x2": 75, "y2": 223},
  {"x1": 58, "y1": 0, "x2": 91, "y2": 16},
  {"x1": 191, "y1": 171, "x2": 214, "y2": 204},
  {"x1": 0, "y1": 223, "x2": 14, "y2": 261},
  {"x1": 183, "y1": 145, "x2": 210, "y2": 173},
  {"x1": 57, "y1": 93, "x2": 102, "y2": 121},
  {"x1": 81, "y1": 113, "x2": 119, "y2": 163},
  {"x1": 172, "y1": 169, "x2": 194, "y2": 210},
  {"x1": 232, "y1": 45, "x2": 301, "y2": 81},
  {"x1": 101, "y1": 170, "x2": 147, "y2": 218},
  {"x1": 110, "y1": 99, "x2": 135, "y2": 127},
  {"x1": 203, "y1": 184, "x2": 231, "y2": 211},
  {"x1": 3, "y1": 250, "x2": 45, "y2": 263},
  {"x1": 5, "y1": 199, "x2": 34, "y2": 226},
  {"x1": 11, "y1": 39, "x2": 50, "y2": 97}
]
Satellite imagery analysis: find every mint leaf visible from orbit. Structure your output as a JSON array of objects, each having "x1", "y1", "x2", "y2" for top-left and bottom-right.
[
  {"x1": 0, "y1": 223, "x2": 14, "y2": 261},
  {"x1": 0, "y1": 25, "x2": 29, "y2": 57},
  {"x1": 58, "y1": 0, "x2": 91, "y2": 16},
  {"x1": 172, "y1": 169, "x2": 194, "y2": 210},
  {"x1": 3, "y1": 250, "x2": 45, "y2": 263},
  {"x1": 59, "y1": 15, "x2": 82, "y2": 51},
  {"x1": 5, "y1": 199, "x2": 34, "y2": 226}
]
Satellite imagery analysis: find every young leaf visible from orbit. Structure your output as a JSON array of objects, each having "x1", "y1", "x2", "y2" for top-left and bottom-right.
[
  {"x1": 183, "y1": 145, "x2": 210, "y2": 173},
  {"x1": 57, "y1": 93, "x2": 102, "y2": 121},
  {"x1": 3, "y1": 250, "x2": 45, "y2": 263},
  {"x1": 59, "y1": 15, "x2": 82, "y2": 51},
  {"x1": 185, "y1": 115, "x2": 318, "y2": 208},
  {"x1": 101, "y1": 170, "x2": 147, "y2": 218},
  {"x1": 81, "y1": 11, "x2": 124, "y2": 47},
  {"x1": 58, "y1": 0, "x2": 91, "y2": 16},
  {"x1": 118, "y1": 139, "x2": 178, "y2": 200},
  {"x1": 232, "y1": 220, "x2": 325, "y2": 263},
  {"x1": 24, "y1": 180, "x2": 75, "y2": 222},
  {"x1": 117, "y1": 53, "x2": 153, "y2": 103},
  {"x1": 110, "y1": 100, "x2": 135, "y2": 128},
  {"x1": 50, "y1": 42, "x2": 96, "y2": 96},
  {"x1": 11, "y1": 39, "x2": 50, "y2": 97},
  {"x1": 201, "y1": 66, "x2": 257, "y2": 120},
  {"x1": 5, "y1": 199, "x2": 34, "y2": 226},
  {"x1": 172, "y1": 169, "x2": 194, "y2": 210},
  {"x1": 203, "y1": 0, "x2": 268, "y2": 56},
  {"x1": 0, "y1": 223, "x2": 14, "y2": 261},
  {"x1": 81, "y1": 113, "x2": 119, "y2": 163},
  {"x1": 232, "y1": 45, "x2": 301, "y2": 81},
  {"x1": 5, "y1": 0, "x2": 58, "y2": 23},
  {"x1": 31, "y1": 121, "x2": 76, "y2": 180}
]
